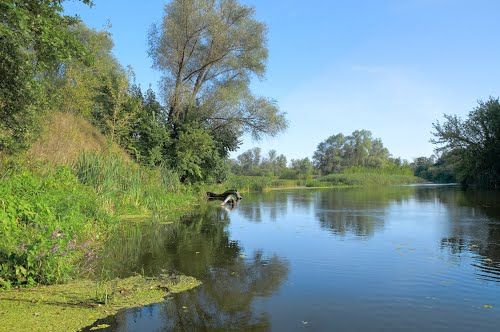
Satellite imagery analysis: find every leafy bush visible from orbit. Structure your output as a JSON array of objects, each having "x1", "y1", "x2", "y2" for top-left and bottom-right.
[
  {"x1": 170, "y1": 126, "x2": 226, "y2": 183},
  {"x1": 0, "y1": 167, "x2": 111, "y2": 288}
]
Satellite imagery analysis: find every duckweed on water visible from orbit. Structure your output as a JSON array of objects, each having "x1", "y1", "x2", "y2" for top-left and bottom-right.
[{"x1": 0, "y1": 274, "x2": 201, "y2": 332}]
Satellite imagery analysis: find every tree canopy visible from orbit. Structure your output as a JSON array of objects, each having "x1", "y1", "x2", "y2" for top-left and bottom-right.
[
  {"x1": 0, "y1": 0, "x2": 92, "y2": 152},
  {"x1": 148, "y1": 0, "x2": 287, "y2": 156},
  {"x1": 432, "y1": 97, "x2": 500, "y2": 188},
  {"x1": 232, "y1": 148, "x2": 288, "y2": 177},
  {"x1": 313, "y1": 130, "x2": 390, "y2": 174}
]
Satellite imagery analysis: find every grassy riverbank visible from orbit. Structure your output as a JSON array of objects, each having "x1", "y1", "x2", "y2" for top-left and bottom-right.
[
  {"x1": 0, "y1": 155, "x2": 203, "y2": 331},
  {"x1": 0, "y1": 154, "x2": 200, "y2": 289},
  {"x1": 316, "y1": 165, "x2": 422, "y2": 187}
]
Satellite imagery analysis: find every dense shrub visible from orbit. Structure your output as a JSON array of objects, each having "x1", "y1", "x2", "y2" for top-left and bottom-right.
[{"x1": 0, "y1": 167, "x2": 111, "y2": 288}]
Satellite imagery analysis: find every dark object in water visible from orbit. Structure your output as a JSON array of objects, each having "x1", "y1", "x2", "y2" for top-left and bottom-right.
[{"x1": 207, "y1": 189, "x2": 243, "y2": 206}]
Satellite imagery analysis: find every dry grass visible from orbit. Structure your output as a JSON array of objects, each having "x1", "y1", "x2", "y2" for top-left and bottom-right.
[{"x1": 26, "y1": 112, "x2": 128, "y2": 166}]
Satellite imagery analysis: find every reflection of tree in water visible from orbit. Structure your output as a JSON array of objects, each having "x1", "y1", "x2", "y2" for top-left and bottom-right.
[
  {"x1": 314, "y1": 188, "x2": 414, "y2": 237},
  {"x1": 238, "y1": 191, "x2": 291, "y2": 222},
  {"x1": 159, "y1": 252, "x2": 288, "y2": 331},
  {"x1": 95, "y1": 207, "x2": 238, "y2": 278},
  {"x1": 435, "y1": 188, "x2": 500, "y2": 282},
  {"x1": 90, "y1": 206, "x2": 288, "y2": 331}
]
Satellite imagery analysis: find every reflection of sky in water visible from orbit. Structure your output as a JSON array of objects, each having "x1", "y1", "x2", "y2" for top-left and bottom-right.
[
  {"x1": 86, "y1": 187, "x2": 500, "y2": 331},
  {"x1": 229, "y1": 187, "x2": 500, "y2": 331}
]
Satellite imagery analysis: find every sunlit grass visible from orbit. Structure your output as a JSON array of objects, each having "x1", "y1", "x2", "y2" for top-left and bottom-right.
[
  {"x1": 74, "y1": 152, "x2": 198, "y2": 219},
  {"x1": 319, "y1": 166, "x2": 422, "y2": 186}
]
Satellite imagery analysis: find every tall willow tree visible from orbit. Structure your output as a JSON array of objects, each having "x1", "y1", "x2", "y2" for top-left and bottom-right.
[{"x1": 148, "y1": 0, "x2": 287, "y2": 159}]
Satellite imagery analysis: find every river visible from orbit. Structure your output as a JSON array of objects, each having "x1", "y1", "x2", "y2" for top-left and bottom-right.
[{"x1": 84, "y1": 185, "x2": 500, "y2": 331}]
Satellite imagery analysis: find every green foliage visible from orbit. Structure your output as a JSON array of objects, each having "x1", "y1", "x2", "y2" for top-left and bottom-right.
[
  {"x1": 74, "y1": 152, "x2": 196, "y2": 217},
  {"x1": 149, "y1": 0, "x2": 287, "y2": 168},
  {"x1": 92, "y1": 70, "x2": 137, "y2": 145},
  {"x1": 53, "y1": 24, "x2": 173, "y2": 168},
  {"x1": 53, "y1": 24, "x2": 168, "y2": 167},
  {"x1": 344, "y1": 165, "x2": 414, "y2": 176},
  {"x1": 223, "y1": 175, "x2": 275, "y2": 192},
  {"x1": 288, "y1": 157, "x2": 314, "y2": 181},
  {"x1": 209, "y1": 175, "x2": 299, "y2": 193},
  {"x1": 0, "y1": 0, "x2": 91, "y2": 153},
  {"x1": 232, "y1": 148, "x2": 288, "y2": 177},
  {"x1": 0, "y1": 166, "x2": 110, "y2": 288},
  {"x1": 169, "y1": 125, "x2": 227, "y2": 183},
  {"x1": 313, "y1": 130, "x2": 391, "y2": 174},
  {"x1": 412, "y1": 155, "x2": 456, "y2": 183},
  {"x1": 56, "y1": 23, "x2": 120, "y2": 118},
  {"x1": 127, "y1": 88, "x2": 171, "y2": 166},
  {"x1": 432, "y1": 97, "x2": 500, "y2": 188}
]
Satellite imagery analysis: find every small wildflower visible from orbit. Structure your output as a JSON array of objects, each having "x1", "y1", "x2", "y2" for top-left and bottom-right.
[
  {"x1": 51, "y1": 229, "x2": 64, "y2": 239},
  {"x1": 68, "y1": 239, "x2": 77, "y2": 250},
  {"x1": 50, "y1": 244, "x2": 60, "y2": 254}
]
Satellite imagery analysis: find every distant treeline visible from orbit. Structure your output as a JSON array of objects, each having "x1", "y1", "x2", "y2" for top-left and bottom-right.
[
  {"x1": 231, "y1": 129, "x2": 412, "y2": 180},
  {"x1": 232, "y1": 103, "x2": 500, "y2": 190}
]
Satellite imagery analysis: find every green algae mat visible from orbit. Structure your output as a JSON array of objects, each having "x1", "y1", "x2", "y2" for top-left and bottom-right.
[{"x1": 0, "y1": 275, "x2": 201, "y2": 332}]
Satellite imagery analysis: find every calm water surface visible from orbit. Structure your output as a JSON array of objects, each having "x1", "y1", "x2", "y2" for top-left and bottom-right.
[{"x1": 85, "y1": 186, "x2": 500, "y2": 331}]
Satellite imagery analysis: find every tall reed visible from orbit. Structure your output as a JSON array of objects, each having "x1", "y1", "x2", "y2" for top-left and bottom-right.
[{"x1": 74, "y1": 152, "x2": 196, "y2": 218}]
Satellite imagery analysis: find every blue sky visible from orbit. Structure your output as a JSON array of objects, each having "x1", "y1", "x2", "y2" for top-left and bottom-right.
[{"x1": 64, "y1": 0, "x2": 500, "y2": 161}]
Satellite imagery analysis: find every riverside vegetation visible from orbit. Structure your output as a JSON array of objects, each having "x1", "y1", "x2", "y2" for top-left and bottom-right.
[
  {"x1": 0, "y1": 0, "x2": 499, "y2": 331},
  {"x1": 0, "y1": 0, "x2": 285, "y2": 329}
]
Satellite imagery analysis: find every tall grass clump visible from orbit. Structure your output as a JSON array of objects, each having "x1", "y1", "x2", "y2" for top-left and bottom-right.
[
  {"x1": 319, "y1": 166, "x2": 421, "y2": 186},
  {"x1": 343, "y1": 165, "x2": 414, "y2": 176},
  {"x1": 214, "y1": 175, "x2": 302, "y2": 193},
  {"x1": 74, "y1": 152, "x2": 196, "y2": 218},
  {"x1": 0, "y1": 167, "x2": 112, "y2": 288}
]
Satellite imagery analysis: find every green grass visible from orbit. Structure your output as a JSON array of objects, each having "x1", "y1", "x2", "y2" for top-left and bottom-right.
[
  {"x1": 318, "y1": 166, "x2": 422, "y2": 187},
  {"x1": 206, "y1": 175, "x2": 302, "y2": 193},
  {"x1": 74, "y1": 152, "x2": 198, "y2": 220}
]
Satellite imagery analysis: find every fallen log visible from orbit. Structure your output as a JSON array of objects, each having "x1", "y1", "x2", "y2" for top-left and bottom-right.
[{"x1": 206, "y1": 190, "x2": 242, "y2": 206}]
